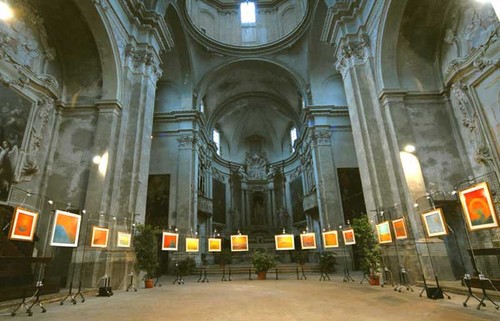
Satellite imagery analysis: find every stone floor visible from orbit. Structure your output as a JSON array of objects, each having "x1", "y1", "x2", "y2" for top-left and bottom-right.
[{"x1": 0, "y1": 274, "x2": 498, "y2": 321}]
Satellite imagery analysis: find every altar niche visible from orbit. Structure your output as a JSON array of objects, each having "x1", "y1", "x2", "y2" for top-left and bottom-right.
[{"x1": 251, "y1": 192, "x2": 266, "y2": 226}]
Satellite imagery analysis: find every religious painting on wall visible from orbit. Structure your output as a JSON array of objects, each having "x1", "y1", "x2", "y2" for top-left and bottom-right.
[
  {"x1": 213, "y1": 179, "x2": 226, "y2": 224},
  {"x1": 186, "y1": 238, "x2": 199, "y2": 252},
  {"x1": 342, "y1": 229, "x2": 356, "y2": 245},
  {"x1": 230, "y1": 234, "x2": 249, "y2": 252},
  {"x1": 290, "y1": 177, "x2": 305, "y2": 222},
  {"x1": 375, "y1": 221, "x2": 392, "y2": 244},
  {"x1": 421, "y1": 209, "x2": 448, "y2": 237},
  {"x1": 162, "y1": 232, "x2": 178, "y2": 251},
  {"x1": 0, "y1": 88, "x2": 33, "y2": 201},
  {"x1": 208, "y1": 238, "x2": 222, "y2": 252},
  {"x1": 117, "y1": 232, "x2": 131, "y2": 248},
  {"x1": 145, "y1": 174, "x2": 170, "y2": 227},
  {"x1": 322, "y1": 230, "x2": 339, "y2": 248},
  {"x1": 392, "y1": 218, "x2": 408, "y2": 240},
  {"x1": 300, "y1": 233, "x2": 316, "y2": 250},
  {"x1": 275, "y1": 234, "x2": 295, "y2": 250},
  {"x1": 91, "y1": 226, "x2": 109, "y2": 248},
  {"x1": 50, "y1": 210, "x2": 82, "y2": 247},
  {"x1": 458, "y1": 182, "x2": 499, "y2": 231},
  {"x1": 8, "y1": 207, "x2": 38, "y2": 242}
]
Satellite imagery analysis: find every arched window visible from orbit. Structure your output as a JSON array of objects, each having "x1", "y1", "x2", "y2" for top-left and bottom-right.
[
  {"x1": 240, "y1": 1, "x2": 256, "y2": 24},
  {"x1": 290, "y1": 127, "x2": 298, "y2": 152},
  {"x1": 213, "y1": 128, "x2": 221, "y2": 155}
]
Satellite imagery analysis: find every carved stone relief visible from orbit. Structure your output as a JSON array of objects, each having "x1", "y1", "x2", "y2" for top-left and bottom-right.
[{"x1": 335, "y1": 34, "x2": 372, "y2": 76}]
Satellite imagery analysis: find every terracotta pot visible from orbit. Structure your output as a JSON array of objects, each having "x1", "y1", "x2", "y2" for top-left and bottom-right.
[
  {"x1": 257, "y1": 271, "x2": 267, "y2": 280},
  {"x1": 144, "y1": 278, "x2": 154, "y2": 288},
  {"x1": 368, "y1": 276, "x2": 380, "y2": 286}
]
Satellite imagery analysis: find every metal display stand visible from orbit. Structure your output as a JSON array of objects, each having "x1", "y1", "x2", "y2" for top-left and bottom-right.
[
  {"x1": 126, "y1": 272, "x2": 137, "y2": 292},
  {"x1": 197, "y1": 267, "x2": 209, "y2": 283}
]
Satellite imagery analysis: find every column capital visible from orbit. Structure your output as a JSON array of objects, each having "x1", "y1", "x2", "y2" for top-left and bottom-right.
[{"x1": 335, "y1": 34, "x2": 372, "y2": 76}]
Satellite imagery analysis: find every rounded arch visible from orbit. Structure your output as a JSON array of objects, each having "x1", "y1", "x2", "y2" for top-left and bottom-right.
[{"x1": 73, "y1": 0, "x2": 121, "y2": 100}]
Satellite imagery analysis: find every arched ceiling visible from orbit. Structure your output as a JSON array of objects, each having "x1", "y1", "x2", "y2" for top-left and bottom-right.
[{"x1": 201, "y1": 60, "x2": 302, "y2": 163}]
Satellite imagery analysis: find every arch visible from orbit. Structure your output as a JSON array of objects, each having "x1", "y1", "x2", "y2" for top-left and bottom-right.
[{"x1": 73, "y1": 0, "x2": 121, "y2": 100}]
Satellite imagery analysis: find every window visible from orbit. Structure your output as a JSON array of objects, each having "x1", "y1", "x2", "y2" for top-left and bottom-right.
[
  {"x1": 290, "y1": 127, "x2": 298, "y2": 152},
  {"x1": 200, "y1": 100, "x2": 205, "y2": 113},
  {"x1": 213, "y1": 129, "x2": 221, "y2": 155},
  {"x1": 240, "y1": 1, "x2": 256, "y2": 24}
]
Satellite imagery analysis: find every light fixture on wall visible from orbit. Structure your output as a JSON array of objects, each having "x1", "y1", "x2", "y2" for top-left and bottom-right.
[
  {"x1": 0, "y1": 1, "x2": 13, "y2": 21},
  {"x1": 403, "y1": 144, "x2": 416, "y2": 153}
]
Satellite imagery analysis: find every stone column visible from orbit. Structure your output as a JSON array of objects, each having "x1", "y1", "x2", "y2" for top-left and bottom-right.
[{"x1": 175, "y1": 135, "x2": 197, "y2": 235}]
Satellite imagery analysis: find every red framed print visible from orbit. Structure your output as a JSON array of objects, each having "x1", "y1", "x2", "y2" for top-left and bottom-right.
[
  {"x1": 162, "y1": 232, "x2": 179, "y2": 251},
  {"x1": 8, "y1": 208, "x2": 38, "y2": 242},
  {"x1": 342, "y1": 229, "x2": 356, "y2": 245},
  {"x1": 392, "y1": 218, "x2": 408, "y2": 240},
  {"x1": 50, "y1": 210, "x2": 82, "y2": 247},
  {"x1": 376, "y1": 221, "x2": 392, "y2": 244},
  {"x1": 275, "y1": 234, "x2": 295, "y2": 250},
  {"x1": 300, "y1": 233, "x2": 317, "y2": 250},
  {"x1": 458, "y1": 182, "x2": 499, "y2": 231},
  {"x1": 230, "y1": 234, "x2": 249, "y2": 252},
  {"x1": 91, "y1": 226, "x2": 109, "y2": 248},
  {"x1": 208, "y1": 238, "x2": 222, "y2": 252},
  {"x1": 322, "y1": 230, "x2": 339, "y2": 248},
  {"x1": 421, "y1": 209, "x2": 448, "y2": 237},
  {"x1": 117, "y1": 232, "x2": 131, "y2": 248},
  {"x1": 186, "y1": 237, "x2": 199, "y2": 252}
]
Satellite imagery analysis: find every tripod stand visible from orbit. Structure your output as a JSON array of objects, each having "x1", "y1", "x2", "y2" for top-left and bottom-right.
[
  {"x1": 126, "y1": 272, "x2": 137, "y2": 292},
  {"x1": 341, "y1": 245, "x2": 354, "y2": 282}
]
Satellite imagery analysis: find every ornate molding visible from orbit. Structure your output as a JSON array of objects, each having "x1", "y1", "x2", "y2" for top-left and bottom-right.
[
  {"x1": 335, "y1": 34, "x2": 372, "y2": 76},
  {"x1": 311, "y1": 130, "x2": 332, "y2": 146},
  {"x1": 125, "y1": 44, "x2": 163, "y2": 80},
  {"x1": 177, "y1": 135, "x2": 197, "y2": 149}
]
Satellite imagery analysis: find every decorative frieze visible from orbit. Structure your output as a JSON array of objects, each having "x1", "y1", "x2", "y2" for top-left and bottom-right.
[
  {"x1": 177, "y1": 135, "x2": 197, "y2": 149},
  {"x1": 125, "y1": 44, "x2": 163, "y2": 80}
]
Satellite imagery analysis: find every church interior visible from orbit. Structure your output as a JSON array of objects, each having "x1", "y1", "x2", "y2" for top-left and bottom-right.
[{"x1": 0, "y1": 0, "x2": 499, "y2": 319}]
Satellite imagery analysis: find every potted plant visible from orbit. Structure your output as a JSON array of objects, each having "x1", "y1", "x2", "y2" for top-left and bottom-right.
[
  {"x1": 252, "y1": 248, "x2": 276, "y2": 280},
  {"x1": 133, "y1": 224, "x2": 159, "y2": 288},
  {"x1": 352, "y1": 214, "x2": 382, "y2": 285}
]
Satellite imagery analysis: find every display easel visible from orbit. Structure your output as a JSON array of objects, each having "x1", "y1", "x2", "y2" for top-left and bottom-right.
[
  {"x1": 340, "y1": 224, "x2": 354, "y2": 283},
  {"x1": 172, "y1": 251, "x2": 184, "y2": 284},
  {"x1": 61, "y1": 208, "x2": 88, "y2": 305},
  {"x1": 415, "y1": 195, "x2": 450, "y2": 299}
]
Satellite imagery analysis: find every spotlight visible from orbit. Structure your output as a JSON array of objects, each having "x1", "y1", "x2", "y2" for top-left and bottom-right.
[
  {"x1": 404, "y1": 145, "x2": 416, "y2": 153},
  {"x1": 413, "y1": 203, "x2": 419, "y2": 208},
  {"x1": 48, "y1": 199, "x2": 54, "y2": 205},
  {"x1": 451, "y1": 190, "x2": 457, "y2": 195},
  {"x1": 82, "y1": 209, "x2": 86, "y2": 214},
  {"x1": 92, "y1": 155, "x2": 102, "y2": 164}
]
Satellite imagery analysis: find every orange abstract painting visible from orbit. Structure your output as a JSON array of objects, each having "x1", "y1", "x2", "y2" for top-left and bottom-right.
[
  {"x1": 275, "y1": 234, "x2": 295, "y2": 250},
  {"x1": 342, "y1": 229, "x2": 356, "y2": 245},
  {"x1": 300, "y1": 233, "x2": 317, "y2": 249},
  {"x1": 91, "y1": 226, "x2": 109, "y2": 248},
  {"x1": 231, "y1": 235, "x2": 249, "y2": 252},
  {"x1": 50, "y1": 210, "x2": 81, "y2": 247},
  {"x1": 208, "y1": 238, "x2": 221, "y2": 252},
  {"x1": 186, "y1": 237, "x2": 199, "y2": 252},
  {"x1": 459, "y1": 182, "x2": 499, "y2": 231},
  {"x1": 392, "y1": 218, "x2": 408, "y2": 240},
  {"x1": 162, "y1": 232, "x2": 178, "y2": 251},
  {"x1": 9, "y1": 208, "x2": 38, "y2": 242},
  {"x1": 322, "y1": 230, "x2": 339, "y2": 248}
]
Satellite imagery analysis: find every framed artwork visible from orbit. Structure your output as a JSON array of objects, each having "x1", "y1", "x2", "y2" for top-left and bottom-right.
[
  {"x1": 458, "y1": 182, "x2": 499, "y2": 231},
  {"x1": 392, "y1": 218, "x2": 408, "y2": 240},
  {"x1": 322, "y1": 230, "x2": 339, "y2": 248},
  {"x1": 50, "y1": 210, "x2": 82, "y2": 247},
  {"x1": 162, "y1": 232, "x2": 178, "y2": 251},
  {"x1": 275, "y1": 234, "x2": 295, "y2": 250},
  {"x1": 8, "y1": 208, "x2": 39, "y2": 242},
  {"x1": 376, "y1": 221, "x2": 392, "y2": 244},
  {"x1": 230, "y1": 234, "x2": 249, "y2": 252},
  {"x1": 208, "y1": 238, "x2": 222, "y2": 252},
  {"x1": 186, "y1": 237, "x2": 199, "y2": 252},
  {"x1": 342, "y1": 229, "x2": 356, "y2": 245},
  {"x1": 300, "y1": 233, "x2": 317, "y2": 250},
  {"x1": 117, "y1": 232, "x2": 131, "y2": 248},
  {"x1": 422, "y1": 209, "x2": 448, "y2": 237},
  {"x1": 91, "y1": 226, "x2": 109, "y2": 248}
]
